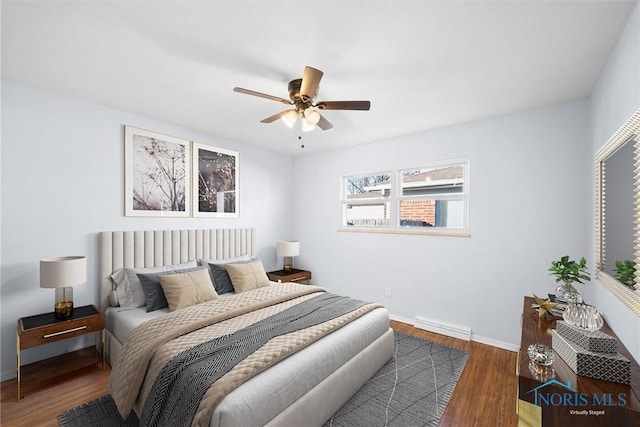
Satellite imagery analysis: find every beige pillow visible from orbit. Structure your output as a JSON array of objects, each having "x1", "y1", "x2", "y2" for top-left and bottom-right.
[
  {"x1": 158, "y1": 268, "x2": 218, "y2": 311},
  {"x1": 226, "y1": 259, "x2": 270, "y2": 293}
]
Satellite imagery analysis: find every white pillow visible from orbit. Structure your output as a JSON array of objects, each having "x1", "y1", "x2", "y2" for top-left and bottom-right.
[
  {"x1": 197, "y1": 253, "x2": 253, "y2": 266},
  {"x1": 110, "y1": 260, "x2": 198, "y2": 309},
  {"x1": 108, "y1": 290, "x2": 119, "y2": 307}
]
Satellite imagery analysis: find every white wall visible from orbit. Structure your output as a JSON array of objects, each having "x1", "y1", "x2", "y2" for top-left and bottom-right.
[
  {"x1": 0, "y1": 80, "x2": 294, "y2": 379},
  {"x1": 586, "y1": 2, "x2": 640, "y2": 361},
  {"x1": 292, "y1": 101, "x2": 590, "y2": 349}
]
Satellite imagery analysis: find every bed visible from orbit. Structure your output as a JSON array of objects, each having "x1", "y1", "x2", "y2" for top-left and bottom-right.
[{"x1": 99, "y1": 228, "x2": 394, "y2": 427}]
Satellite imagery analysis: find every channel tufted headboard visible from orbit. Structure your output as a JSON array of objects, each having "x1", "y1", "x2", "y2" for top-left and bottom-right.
[{"x1": 99, "y1": 228, "x2": 256, "y2": 312}]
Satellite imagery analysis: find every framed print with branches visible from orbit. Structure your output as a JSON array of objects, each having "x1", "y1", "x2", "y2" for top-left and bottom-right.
[
  {"x1": 124, "y1": 126, "x2": 191, "y2": 217},
  {"x1": 192, "y1": 142, "x2": 239, "y2": 218}
]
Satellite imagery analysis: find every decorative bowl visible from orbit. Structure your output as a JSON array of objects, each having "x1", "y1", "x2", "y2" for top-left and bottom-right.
[
  {"x1": 527, "y1": 343, "x2": 554, "y2": 366},
  {"x1": 563, "y1": 303, "x2": 604, "y2": 331}
]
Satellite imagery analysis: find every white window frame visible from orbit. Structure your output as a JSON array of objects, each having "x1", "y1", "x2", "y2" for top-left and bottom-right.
[
  {"x1": 339, "y1": 158, "x2": 470, "y2": 236},
  {"x1": 341, "y1": 171, "x2": 394, "y2": 228}
]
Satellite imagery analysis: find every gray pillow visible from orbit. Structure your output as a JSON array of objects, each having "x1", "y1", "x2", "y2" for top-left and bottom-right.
[
  {"x1": 138, "y1": 266, "x2": 208, "y2": 312},
  {"x1": 207, "y1": 264, "x2": 235, "y2": 295},
  {"x1": 207, "y1": 259, "x2": 255, "y2": 295}
]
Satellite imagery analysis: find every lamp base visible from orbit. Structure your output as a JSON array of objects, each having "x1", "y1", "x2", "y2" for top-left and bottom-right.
[
  {"x1": 54, "y1": 301, "x2": 73, "y2": 319},
  {"x1": 54, "y1": 287, "x2": 74, "y2": 318},
  {"x1": 283, "y1": 256, "x2": 294, "y2": 273}
]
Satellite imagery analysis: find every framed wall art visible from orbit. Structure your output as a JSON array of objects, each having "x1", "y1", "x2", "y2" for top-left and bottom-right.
[
  {"x1": 192, "y1": 142, "x2": 239, "y2": 218},
  {"x1": 124, "y1": 126, "x2": 191, "y2": 217}
]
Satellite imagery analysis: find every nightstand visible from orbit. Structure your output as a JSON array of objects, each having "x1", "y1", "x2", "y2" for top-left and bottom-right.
[
  {"x1": 16, "y1": 304, "x2": 105, "y2": 401},
  {"x1": 267, "y1": 269, "x2": 312, "y2": 285}
]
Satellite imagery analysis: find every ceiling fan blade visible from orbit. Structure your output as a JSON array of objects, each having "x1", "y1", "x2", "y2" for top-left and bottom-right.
[
  {"x1": 260, "y1": 109, "x2": 295, "y2": 123},
  {"x1": 299, "y1": 66, "x2": 323, "y2": 101},
  {"x1": 316, "y1": 114, "x2": 334, "y2": 131},
  {"x1": 316, "y1": 100, "x2": 371, "y2": 111},
  {"x1": 233, "y1": 87, "x2": 292, "y2": 105}
]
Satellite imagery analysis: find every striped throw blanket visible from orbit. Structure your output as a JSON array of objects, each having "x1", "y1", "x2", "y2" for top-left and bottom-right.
[{"x1": 141, "y1": 293, "x2": 368, "y2": 427}]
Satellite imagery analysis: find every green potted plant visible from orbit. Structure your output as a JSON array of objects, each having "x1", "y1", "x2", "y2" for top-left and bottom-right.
[
  {"x1": 549, "y1": 255, "x2": 590, "y2": 302},
  {"x1": 614, "y1": 259, "x2": 636, "y2": 289}
]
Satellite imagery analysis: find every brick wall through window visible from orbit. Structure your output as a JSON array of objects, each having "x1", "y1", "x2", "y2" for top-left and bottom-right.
[{"x1": 400, "y1": 199, "x2": 436, "y2": 226}]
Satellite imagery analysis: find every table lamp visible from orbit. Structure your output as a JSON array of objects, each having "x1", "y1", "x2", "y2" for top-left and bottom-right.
[
  {"x1": 40, "y1": 256, "x2": 86, "y2": 319},
  {"x1": 276, "y1": 241, "x2": 300, "y2": 272}
]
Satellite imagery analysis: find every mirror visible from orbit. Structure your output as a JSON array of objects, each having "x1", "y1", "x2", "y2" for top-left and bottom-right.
[
  {"x1": 603, "y1": 139, "x2": 635, "y2": 273},
  {"x1": 595, "y1": 109, "x2": 640, "y2": 316}
]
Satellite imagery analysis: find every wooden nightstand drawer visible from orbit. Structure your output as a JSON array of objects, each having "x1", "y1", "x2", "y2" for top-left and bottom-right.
[
  {"x1": 18, "y1": 305, "x2": 104, "y2": 349},
  {"x1": 267, "y1": 269, "x2": 312, "y2": 284},
  {"x1": 286, "y1": 273, "x2": 311, "y2": 282}
]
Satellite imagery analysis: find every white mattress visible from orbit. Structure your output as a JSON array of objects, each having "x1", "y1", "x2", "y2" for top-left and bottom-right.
[
  {"x1": 105, "y1": 292, "x2": 236, "y2": 343},
  {"x1": 105, "y1": 306, "x2": 168, "y2": 343},
  {"x1": 105, "y1": 297, "x2": 390, "y2": 427}
]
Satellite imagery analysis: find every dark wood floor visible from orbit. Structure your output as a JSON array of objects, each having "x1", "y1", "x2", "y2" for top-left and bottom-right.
[{"x1": 1, "y1": 321, "x2": 518, "y2": 426}]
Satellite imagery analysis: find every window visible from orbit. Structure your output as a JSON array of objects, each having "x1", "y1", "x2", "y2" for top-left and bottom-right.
[
  {"x1": 340, "y1": 159, "x2": 469, "y2": 235},
  {"x1": 342, "y1": 172, "x2": 392, "y2": 228}
]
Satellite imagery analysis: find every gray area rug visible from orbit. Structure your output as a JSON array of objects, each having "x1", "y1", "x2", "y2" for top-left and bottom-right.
[
  {"x1": 58, "y1": 332, "x2": 468, "y2": 427},
  {"x1": 58, "y1": 394, "x2": 138, "y2": 427},
  {"x1": 324, "y1": 331, "x2": 469, "y2": 427}
]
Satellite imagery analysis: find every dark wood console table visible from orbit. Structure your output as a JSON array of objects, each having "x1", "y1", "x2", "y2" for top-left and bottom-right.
[{"x1": 517, "y1": 296, "x2": 640, "y2": 426}]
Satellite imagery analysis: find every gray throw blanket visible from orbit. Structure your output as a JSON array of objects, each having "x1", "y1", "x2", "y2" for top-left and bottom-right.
[{"x1": 140, "y1": 293, "x2": 368, "y2": 427}]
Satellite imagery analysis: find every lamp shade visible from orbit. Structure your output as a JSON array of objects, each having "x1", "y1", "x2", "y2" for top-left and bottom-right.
[
  {"x1": 40, "y1": 256, "x2": 86, "y2": 288},
  {"x1": 276, "y1": 241, "x2": 300, "y2": 257}
]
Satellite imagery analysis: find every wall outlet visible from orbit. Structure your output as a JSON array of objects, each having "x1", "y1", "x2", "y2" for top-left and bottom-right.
[{"x1": 385, "y1": 288, "x2": 392, "y2": 297}]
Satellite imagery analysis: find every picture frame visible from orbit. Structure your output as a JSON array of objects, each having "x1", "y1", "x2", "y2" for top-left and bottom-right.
[
  {"x1": 124, "y1": 126, "x2": 191, "y2": 217},
  {"x1": 192, "y1": 142, "x2": 239, "y2": 218}
]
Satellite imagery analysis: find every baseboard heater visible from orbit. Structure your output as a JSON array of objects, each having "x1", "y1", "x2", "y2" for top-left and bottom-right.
[{"x1": 414, "y1": 316, "x2": 472, "y2": 341}]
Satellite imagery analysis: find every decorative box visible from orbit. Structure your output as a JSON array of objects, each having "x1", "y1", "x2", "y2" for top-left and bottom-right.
[
  {"x1": 552, "y1": 330, "x2": 630, "y2": 385},
  {"x1": 556, "y1": 320, "x2": 617, "y2": 354}
]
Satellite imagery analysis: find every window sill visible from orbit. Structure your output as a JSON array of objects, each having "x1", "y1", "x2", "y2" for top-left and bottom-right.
[{"x1": 337, "y1": 227, "x2": 470, "y2": 237}]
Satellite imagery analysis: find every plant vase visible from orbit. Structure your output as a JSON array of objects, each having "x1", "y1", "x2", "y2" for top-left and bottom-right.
[
  {"x1": 549, "y1": 255, "x2": 590, "y2": 304},
  {"x1": 556, "y1": 281, "x2": 583, "y2": 303}
]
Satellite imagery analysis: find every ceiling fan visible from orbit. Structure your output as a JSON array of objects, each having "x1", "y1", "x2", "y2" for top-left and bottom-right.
[{"x1": 233, "y1": 66, "x2": 370, "y2": 131}]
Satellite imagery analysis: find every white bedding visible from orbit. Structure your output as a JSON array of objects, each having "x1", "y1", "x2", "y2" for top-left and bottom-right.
[
  {"x1": 105, "y1": 290, "x2": 391, "y2": 427},
  {"x1": 105, "y1": 306, "x2": 168, "y2": 343},
  {"x1": 105, "y1": 293, "x2": 236, "y2": 344}
]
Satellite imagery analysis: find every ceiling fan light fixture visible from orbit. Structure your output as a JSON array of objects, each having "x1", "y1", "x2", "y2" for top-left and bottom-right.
[
  {"x1": 304, "y1": 108, "x2": 320, "y2": 125},
  {"x1": 281, "y1": 110, "x2": 298, "y2": 128},
  {"x1": 234, "y1": 65, "x2": 370, "y2": 132},
  {"x1": 301, "y1": 117, "x2": 316, "y2": 132}
]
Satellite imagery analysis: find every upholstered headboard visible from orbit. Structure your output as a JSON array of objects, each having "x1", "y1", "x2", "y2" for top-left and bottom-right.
[{"x1": 99, "y1": 228, "x2": 256, "y2": 312}]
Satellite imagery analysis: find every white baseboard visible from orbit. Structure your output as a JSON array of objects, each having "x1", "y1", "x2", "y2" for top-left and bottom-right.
[
  {"x1": 389, "y1": 313, "x2": 414, "y2": 325},
  {"x1": 472, "y1": 334, "x2": 520, "y2": 352},
  {"x1": 389, "y1": 313, "x2": 519, "y2": 352},
  {"x1": 414, "y1": 316, "x2": 472, "y2": 341}
]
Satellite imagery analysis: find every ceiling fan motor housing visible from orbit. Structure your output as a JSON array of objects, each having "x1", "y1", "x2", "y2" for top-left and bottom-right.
[{"x1": 288, "y1": 79, "x2": 315, "y2": 111}]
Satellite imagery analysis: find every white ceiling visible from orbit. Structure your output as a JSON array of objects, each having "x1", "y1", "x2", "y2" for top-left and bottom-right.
[{"x1": 1, "y1": 1, "x2": 636, "y2": 156}]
